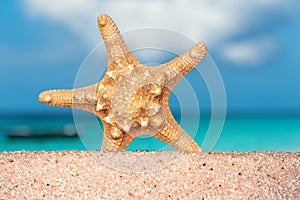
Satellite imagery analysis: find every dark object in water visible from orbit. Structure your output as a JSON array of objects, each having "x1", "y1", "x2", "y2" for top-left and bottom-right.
[{"x1": 6, "y1": 124, "x2": 78, "y2": 138}]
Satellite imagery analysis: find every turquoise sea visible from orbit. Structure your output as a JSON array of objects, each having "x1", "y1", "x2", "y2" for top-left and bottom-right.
[{"x1": 0, "y1": 116, "x2": 299, "y2": 152}]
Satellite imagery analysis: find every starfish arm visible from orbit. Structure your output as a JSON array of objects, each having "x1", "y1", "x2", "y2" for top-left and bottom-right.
[
  {"x1": 165, "y1": 42, "x2": 207, "y2": 77},
  {"x1": 101, "y1": 123, "x2": 134, "y2": 151},
  {"x1": 154, "y1": 115, "x2": 201, "y2": 152},
  {"x1": 97, "y1": 14, "x2": 140, "y2": 71},
  {"x1": 38, "y1": 84, "x2": 98, "y2": 113},
  {"x1": 155, "y1": 88, "x2": 201, "y2": 152}
]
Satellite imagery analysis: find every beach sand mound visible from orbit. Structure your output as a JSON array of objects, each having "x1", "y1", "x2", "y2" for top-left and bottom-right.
[{"x1": 0, "y1": 151, "x2": 299, "y2": 199}]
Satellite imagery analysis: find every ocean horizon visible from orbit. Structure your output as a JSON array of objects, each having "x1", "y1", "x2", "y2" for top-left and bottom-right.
[{"x1": 0, "y1": 115, "x2": 299, "y2": 152}]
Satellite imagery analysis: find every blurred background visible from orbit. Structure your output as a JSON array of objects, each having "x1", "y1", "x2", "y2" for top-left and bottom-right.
[{"x1": 0, "y1": 0, "x2": 299, "y2": 152}]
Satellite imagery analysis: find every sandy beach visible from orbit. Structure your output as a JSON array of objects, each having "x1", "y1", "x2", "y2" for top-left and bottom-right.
[{"x1": 0, "y1": 151, "x2": 299, "y2": 199}]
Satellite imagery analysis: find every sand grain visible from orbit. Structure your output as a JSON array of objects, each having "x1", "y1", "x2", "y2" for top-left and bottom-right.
[{"x1": 0, "y1": 151, "x2": 299, "y2": 199}]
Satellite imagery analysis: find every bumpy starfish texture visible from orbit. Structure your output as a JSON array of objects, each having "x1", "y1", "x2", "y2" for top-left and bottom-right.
[{"x1": 39, "y1": 14, "x2": 207, "y2": 152}]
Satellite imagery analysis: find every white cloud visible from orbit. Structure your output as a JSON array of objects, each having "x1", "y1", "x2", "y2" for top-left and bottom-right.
[
  {"x1": 22, "y1": 0, "x2": 298, "y2": 66},
  {"x1": 222, "y1": 36, "x2": 277, "y2": 66}
]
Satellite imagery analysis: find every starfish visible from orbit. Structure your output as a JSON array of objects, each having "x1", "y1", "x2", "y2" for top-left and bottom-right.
[{"x1": 38, "y1": 14, "x2": 207, "y2": 152}]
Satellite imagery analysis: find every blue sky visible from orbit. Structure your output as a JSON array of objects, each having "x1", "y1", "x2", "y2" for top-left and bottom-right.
[{"x1": 0, "y1": 0, "x2": 300, "y2": 116}]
